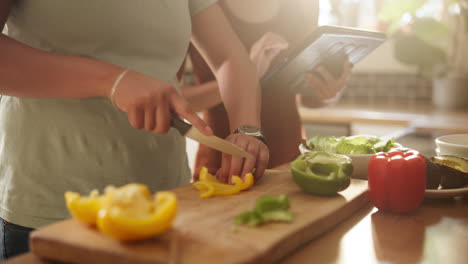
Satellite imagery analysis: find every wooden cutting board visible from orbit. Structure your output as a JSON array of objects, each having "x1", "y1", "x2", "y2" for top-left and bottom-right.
[{"x1": 30, "y1": 169, "x2": 369, "y2": 264}]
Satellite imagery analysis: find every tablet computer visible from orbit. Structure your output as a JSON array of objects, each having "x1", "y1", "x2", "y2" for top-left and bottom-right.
[{"x1": 260, "y1": 25, "x2": 386, "y2": 95}]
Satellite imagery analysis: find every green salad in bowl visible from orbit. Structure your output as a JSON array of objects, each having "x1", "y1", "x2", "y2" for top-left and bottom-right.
[{"x1": 299, "y1": 135, "x2": 402, "y2": 179}]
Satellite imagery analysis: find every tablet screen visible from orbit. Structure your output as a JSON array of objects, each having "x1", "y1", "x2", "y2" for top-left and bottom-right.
[{"x1": 261, "y1": 26, "x2": 386, "y2": 95}]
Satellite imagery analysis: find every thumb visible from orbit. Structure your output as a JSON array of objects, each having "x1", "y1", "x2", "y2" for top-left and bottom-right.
[{"x1": 255, "y1": 45, "x2": 287, "y2": 78}]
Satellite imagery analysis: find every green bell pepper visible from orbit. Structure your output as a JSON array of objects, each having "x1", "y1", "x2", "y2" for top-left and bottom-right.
[
  {"x1": 290, "y1": 151, "x2": 353, "y2": 196},
  {"x1": 254, "y1": 194, "x2": 290, "y2": 213},
  {"x1": 234, "y1": 194, "x2": 293, "y2": 227}
]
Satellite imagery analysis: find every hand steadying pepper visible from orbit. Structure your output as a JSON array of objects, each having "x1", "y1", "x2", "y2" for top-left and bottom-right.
[{"x1": 368, "y1": 150, "x2": 426, "y2": 214}]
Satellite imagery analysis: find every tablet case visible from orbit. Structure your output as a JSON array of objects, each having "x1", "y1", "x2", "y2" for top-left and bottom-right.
[{"x1": 260, "y1": 26, "x2": 386, "y2": 95}]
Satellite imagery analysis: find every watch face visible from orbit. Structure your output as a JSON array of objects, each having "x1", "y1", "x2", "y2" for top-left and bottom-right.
[
  {"x1": 239, "y1": 125, "x2": 260, "y2": 134},
  {"x1": 236, "y1": 125, "x2": 267, "y2": 145},
  {"x1": 238, "y1": 125, "x2": 263, "y2": 137}
]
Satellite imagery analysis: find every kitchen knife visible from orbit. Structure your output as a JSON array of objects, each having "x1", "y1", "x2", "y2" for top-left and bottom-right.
[{"x1": 171, "y1": 117, "x2": 254, "y2": 159}]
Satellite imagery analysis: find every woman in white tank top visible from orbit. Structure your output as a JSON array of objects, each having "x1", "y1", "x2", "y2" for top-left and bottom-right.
[{"x1": 0, "y1": 0, "x2": 268, "y2": 259}]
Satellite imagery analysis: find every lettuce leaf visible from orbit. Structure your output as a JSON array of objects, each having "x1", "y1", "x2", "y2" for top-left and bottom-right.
[
  {"x1": 306, "y1": 135, "x2": 343, "y2": 153},
  {"x1": 306, "y1": 135, "x2": 396, "y2": 155},
  {"x1": 374, "y1": 138, "x2": 396, "y2": 153}
]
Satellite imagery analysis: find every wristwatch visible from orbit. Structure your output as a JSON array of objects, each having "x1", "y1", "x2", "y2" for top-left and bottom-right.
[{"x1": 233, "y1": 125, "x2": 267, "y2": 145}]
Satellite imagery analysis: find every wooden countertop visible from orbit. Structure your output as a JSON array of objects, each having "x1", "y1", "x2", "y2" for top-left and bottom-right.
[
  {"x1": 7, "y1": 195, "x2": 468, "y2": 264},
  {"x1": 299, "y1": 100, "x2": 468, "y2": 134},
  {"x1": 282, "y1": 197, "x2": 468, "y2": 264}
]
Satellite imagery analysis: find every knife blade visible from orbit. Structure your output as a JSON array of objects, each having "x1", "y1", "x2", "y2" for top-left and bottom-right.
[{"x1": 171, "y1": 117, "x2": 254, "y2": 159}]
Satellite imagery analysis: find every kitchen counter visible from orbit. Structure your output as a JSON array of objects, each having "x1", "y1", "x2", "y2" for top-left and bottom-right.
[
  {"x1": 7, "y1": 195, "x2": 468, "y2": 264},
  {"x1": 282, "y1": 197, "x2": 468, "y2": 264},
  {"x1": 5, "y1": 101, "x2": 468, "y2": 264},
  {"x1": 6, "y1": 162, "x2": 468, "y2": 264},
  {"x1": 300, "y1": 100, "x2": 468, "y2": 134}
]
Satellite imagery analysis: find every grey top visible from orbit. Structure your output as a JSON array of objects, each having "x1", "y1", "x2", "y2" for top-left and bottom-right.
[{"x1": 0, "y1": 0, "x2": 217, "y2": 228}]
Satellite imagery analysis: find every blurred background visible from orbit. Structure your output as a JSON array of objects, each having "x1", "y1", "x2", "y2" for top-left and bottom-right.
[
  {"x1": 318, "y1": 0, "x2": 467, "y2": 106},
  {"x1": 184, "y1": 0, "x2": 468, "y2": 172},
  {"x1": 300, "y1": 0, "x2": 468, "y2": 153}
]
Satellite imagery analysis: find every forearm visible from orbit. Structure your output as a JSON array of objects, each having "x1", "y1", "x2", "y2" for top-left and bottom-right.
[
  {"x1": 181, "y1": 80, "x2": 222, "y2": 112},
  {"x1": 0, "y1": 34, "x2": 122, "y2": 98},
  {"x1": 216, "y1": 58, "x2": 261, "y2": 131},
  {"x1": 191, "y1": 3, "x2": 262, "y2": 132}
]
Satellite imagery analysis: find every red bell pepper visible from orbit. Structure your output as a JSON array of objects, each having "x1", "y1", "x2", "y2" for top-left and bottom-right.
[{"x1": 368, "y1": 150, "x2": 426, "y2": 214}]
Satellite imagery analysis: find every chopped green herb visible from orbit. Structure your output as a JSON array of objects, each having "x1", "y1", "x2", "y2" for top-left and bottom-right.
[{"x1": 234, "y1": 194, "x2": 293, "y2": 227}]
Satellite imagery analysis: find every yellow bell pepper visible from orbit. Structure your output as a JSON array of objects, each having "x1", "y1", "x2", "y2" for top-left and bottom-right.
[
  {"x1": 192, "y1": 181, "x2": 215, "y2": 198},
  {"x1": 65, "y1": 189, "x2": 105, "y2": 226},
  {"x1": 198, "y1": 167, "x2": 220, "y2": 183},
  {"x1": 233, "y1": 174, "x2": 254, "y2": 191},
  {"x1": 193, "y1": 167, "x2": 254, "y2": 198},
  {"x1": 65, "y1": 184, "x2": 177, "y2": 242}
]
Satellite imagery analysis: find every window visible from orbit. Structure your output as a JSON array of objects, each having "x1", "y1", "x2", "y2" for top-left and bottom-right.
[
  {"x1": 318, "y1": 0, "x2": 380, "y2": 30},
  {"x1": 318, "y1": 0, "x2": 445, "y2": 31}
]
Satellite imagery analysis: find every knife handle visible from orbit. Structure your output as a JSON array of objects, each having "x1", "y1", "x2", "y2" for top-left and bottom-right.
[{"x1": 171, "y1": 116, "x2": 192, "y2": 136}]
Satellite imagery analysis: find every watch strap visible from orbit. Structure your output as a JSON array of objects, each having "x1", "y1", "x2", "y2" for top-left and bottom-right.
[{"x1": 233, "y1": 126, "x2": 268, "y2": 145}]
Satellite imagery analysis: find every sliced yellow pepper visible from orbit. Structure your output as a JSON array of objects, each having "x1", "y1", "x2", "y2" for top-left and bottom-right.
[
  {"x1": 199, "y1": 167, "x2": 218, "y2": 183},
  {"x1": 65, "y1": 189, "x2": 105, "y2": 226},
  {"x1": 192, "y1": 181, "x2": 215, "y2": 198},
  {"x1": 193, "y1": 167, "x2": 254, "y2": 198},
  {"x1": 233, "y1": 174, "x2": 254, "y2": 191},
  {"x1": 65, "y1": 183, "x2": 177, "y2": 242}
]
